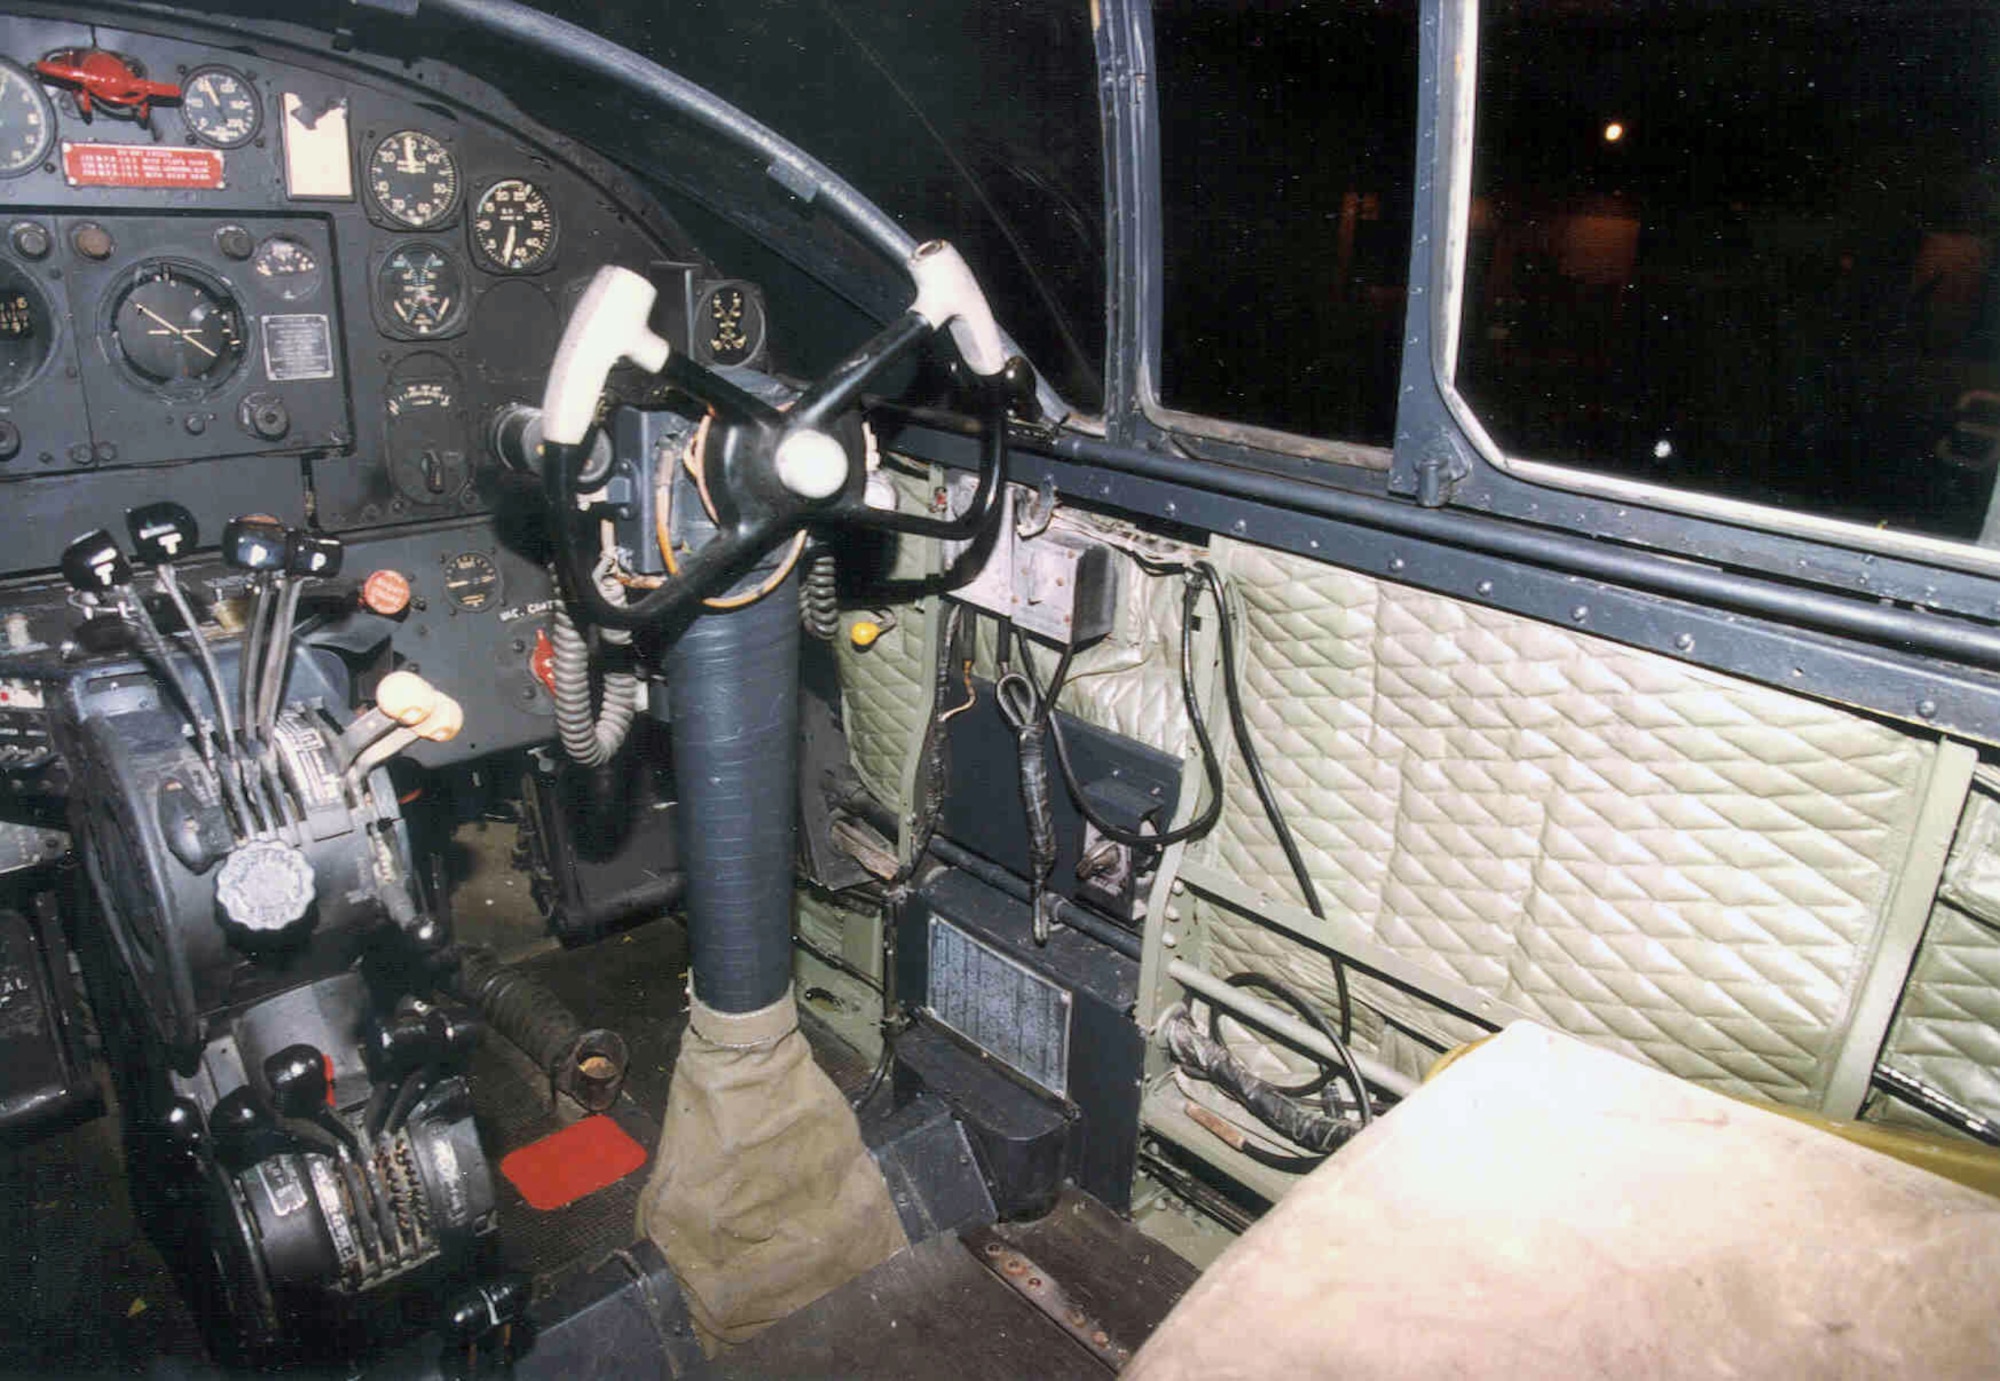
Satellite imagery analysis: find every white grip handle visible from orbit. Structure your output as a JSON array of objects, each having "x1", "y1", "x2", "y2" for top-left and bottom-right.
[
  {"x1": 541, "y1": 266, "x2": 673, "y2": 446},
  {"x1": 907, "y1": 240, "x2": 1007, "y2": 377}
]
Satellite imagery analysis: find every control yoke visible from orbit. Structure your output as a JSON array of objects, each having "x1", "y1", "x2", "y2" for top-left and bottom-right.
[{"x1": 538, "y1": 240, "x2": 1021, "y2": 632}]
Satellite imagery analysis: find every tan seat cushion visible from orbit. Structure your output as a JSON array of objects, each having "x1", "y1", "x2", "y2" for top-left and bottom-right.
[{"x1": 1130, "y1": 1022, "x2": 2000, "y2": 1379}]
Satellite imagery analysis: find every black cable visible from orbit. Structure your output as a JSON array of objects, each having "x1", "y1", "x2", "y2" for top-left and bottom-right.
[
  {"x1": 1212, "y1": 971, "x2": 1370, "y2": 1128},
  {"x1": 1013, "y1": 572, "x2": 1224, "y2": 849},
  {"x1": 1193, "y1": 561, "x2": 1354, "y2": 1045},
  {"x1": 1017, "y1": 557, "x2": 1354, "y2": 1041}
]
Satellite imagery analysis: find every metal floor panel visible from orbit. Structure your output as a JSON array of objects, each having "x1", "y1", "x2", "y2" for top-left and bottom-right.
[{"x1": 707, "y1": 1232, "x2": 1110, "y2": 1381}]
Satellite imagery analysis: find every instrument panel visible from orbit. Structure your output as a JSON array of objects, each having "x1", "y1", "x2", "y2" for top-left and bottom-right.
[{"x1": 0, "y1": 7, "x2": 772, "y2": 576}]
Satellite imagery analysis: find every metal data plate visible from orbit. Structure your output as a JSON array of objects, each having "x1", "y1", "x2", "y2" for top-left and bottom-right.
[{"x1": 927, "y1": 915, "x2": 1073, "y2": 1098}]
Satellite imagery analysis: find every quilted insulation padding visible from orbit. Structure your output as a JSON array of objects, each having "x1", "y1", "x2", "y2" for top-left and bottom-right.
[
  {"x1": 1869, "y1": 901, "x2": 2000, "y2": 1133},
  {"x1": 1195, "y1": 537, "x2": 1940, "y2": 1106},
  {"x1": 1870, "y1": 787, "x2": 2000, "y2": 1131},
  {"x1": 835, "y1": 466, "x2": 939, "y2": 806}
]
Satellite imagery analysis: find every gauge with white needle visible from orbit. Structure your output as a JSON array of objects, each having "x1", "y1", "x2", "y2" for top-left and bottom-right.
[
  {"x1": 470, "y1": 179, "x2": 558, "y2": 273},
  {"x1": 367, "y1": 130, "x2": 459, "y2": 229}
]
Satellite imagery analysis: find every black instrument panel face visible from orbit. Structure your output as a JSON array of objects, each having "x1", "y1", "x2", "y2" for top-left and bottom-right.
[{"x1": 0, "y1": 8, "x2": 755, "y2": 575}]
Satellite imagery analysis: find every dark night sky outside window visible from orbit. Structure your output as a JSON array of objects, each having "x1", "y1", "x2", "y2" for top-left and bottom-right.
[
  {"x1": 1463, "y1": 1, "x2": 2000, "y2": 543},
  {"x1": 1157, "y1": 1, "x2": 1419, "y2": 446}
]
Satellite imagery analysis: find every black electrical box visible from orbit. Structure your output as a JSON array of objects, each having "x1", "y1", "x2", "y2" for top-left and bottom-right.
[{"x1": 894, "y1": 867, "x2": 1143, "y2": 1216}]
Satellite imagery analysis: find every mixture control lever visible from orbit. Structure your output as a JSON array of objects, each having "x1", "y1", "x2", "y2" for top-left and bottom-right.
[
  {"x1": 265, "y1": 1041, "x2": 364, "y2": 1158},
  {"x1": 221, "y1": 515, "x2": 290, "y2": 746}
]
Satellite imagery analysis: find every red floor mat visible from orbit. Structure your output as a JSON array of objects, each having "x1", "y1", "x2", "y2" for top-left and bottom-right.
[{"x1": 499, "y1": 1114, "x2": 649, "y2": 1211}]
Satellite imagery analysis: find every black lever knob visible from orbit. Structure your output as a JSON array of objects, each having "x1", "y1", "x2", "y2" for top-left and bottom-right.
[
  {"x1": 286, "y1": 531, "x2": 344, "y2": 578},
  {"x1": 219, "y1": 515, "x2": 289, "y2": 572},
  {"x1": 367, "y1": 1012, "x2": 433, "y2": 1080},
  {"x1": 210, "y1": 1085, "x2": 285, "y2": 1170},
  {"x1": 264, "y1": 1042, "x2": 331, "y2": 1120},
  {"x1": 425, "y1": 1006, "x2": 484, "y2": 1070},
  {"x1": 60, "y1": 528, "x2": 131, "y2": 593},
  {"x1": 125, "y1": 501, "x2": 198, "y2": 565}
]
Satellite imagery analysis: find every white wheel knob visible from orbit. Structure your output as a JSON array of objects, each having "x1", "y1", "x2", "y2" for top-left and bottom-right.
[{"x1": 774, "y1": 428, "x2": 850, "y2": 500}]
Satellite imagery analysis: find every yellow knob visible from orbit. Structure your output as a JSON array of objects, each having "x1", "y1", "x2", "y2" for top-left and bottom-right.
[
  {"x1": 849, "y1": 619, "x2": 883, "y2": 650},
  {"x1": 374, "y1": 670, "x2": 439, "y2": 726}
]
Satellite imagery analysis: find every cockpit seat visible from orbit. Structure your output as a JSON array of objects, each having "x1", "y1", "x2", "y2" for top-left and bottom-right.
[{"x1": 1129, "y1": 1021, "x2": 2000, "y2": 1379}]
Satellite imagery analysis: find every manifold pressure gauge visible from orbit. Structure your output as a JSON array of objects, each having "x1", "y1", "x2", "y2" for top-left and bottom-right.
[
  {"x1": 368, "y1": 130, "x2": 460, "y2": 229},
  {"x1": 470, "y1": 179, "x2": 558, "y2": 273}
]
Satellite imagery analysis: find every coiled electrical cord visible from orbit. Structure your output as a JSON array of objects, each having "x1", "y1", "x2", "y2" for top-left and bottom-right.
[{"x1": 801, "y1": 549, "x2": 841, "y2": 641}]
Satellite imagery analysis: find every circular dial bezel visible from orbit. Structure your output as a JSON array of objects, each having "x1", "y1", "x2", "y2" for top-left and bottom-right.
[
  {"x1": 440, "y1": 551, "x2": 501, "y2": 610},
  {"x1": 366, "y1": 130, "x2": 462, "y2": 230},
  {"x1": 0, "y1": 259, "x2": 56, "y2": 398},
  {"x1": 104, "y1": 259, "x2": 248, "y2": 397},
  {"x1": 469, "y1": 178, "x2": 559, "y2": 274},
  {"x1": 250, "y1": 235, "x2": 323, "y2": 303},
  {"x1": 0, "y1": 59, "x2": 55, "y2": 178},
  {"x1": 374, "y1": 241, "x2": 469, "y2": 340},
  {"x1": 180, "y1": 65, "x2": 262, "y2": 150}
]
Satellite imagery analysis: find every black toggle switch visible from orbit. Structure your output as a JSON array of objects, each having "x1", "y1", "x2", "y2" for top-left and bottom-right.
[
  {"x1": 125, "y1": 501, "x2": 199, "y2": 565},
  {"x1": 60, "y1": 528, "x2": 131, "y2": 594}
]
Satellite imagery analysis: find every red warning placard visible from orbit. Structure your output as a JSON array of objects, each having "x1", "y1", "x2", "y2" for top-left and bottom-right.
[{"x1": 62, "y1": 142, "x2": 225, "y2": 190}]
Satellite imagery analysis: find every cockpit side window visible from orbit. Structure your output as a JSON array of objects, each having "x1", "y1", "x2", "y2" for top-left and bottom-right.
[
  {"x1": 1461, "y1": 0, "x2": 2000, "y2": 548},
  {"x1": 1153, "y1": 0, "x2": 1419, "y2": 448}
]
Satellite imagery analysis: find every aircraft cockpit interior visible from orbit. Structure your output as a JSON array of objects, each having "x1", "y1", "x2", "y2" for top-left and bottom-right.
[{"x1": 1, "y1": 2, "x2": 1999, "y2": 1376}]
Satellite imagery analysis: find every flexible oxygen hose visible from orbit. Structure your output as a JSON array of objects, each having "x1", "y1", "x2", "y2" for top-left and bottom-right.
[{"x1": 550, "y1": 564, "x2": 640, "y2": 767}]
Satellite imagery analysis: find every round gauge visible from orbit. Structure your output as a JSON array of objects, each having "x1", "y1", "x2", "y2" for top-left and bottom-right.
[
  {"x1": 376, "y1": 243, "x2": 467, "y2": 338},
  {"x1": 441, "y1": 551, "x2": 500, "y2": 611},
  {"x1": 181, "y1": 66, "x2": 260, "y2": 149},
  {"x1": 250, "y1": 235, "x2": 322, "y2": 302},
  {"x1": 470, "y1": 179, "x2": 558, "y2": 273},
  {"x1": 108, "y1": 262, "x2": 246, "y2": 392},
  {"x1": 0, "y1": 261, "x2": 54, "y2": 396},
  {"x1": 367, "y1": 130, "x2": 460, "y2": 229},
  {"x1": 695, "y1": 281, "x2": 767, "y2": 368},
  {"x1": 0, "y1": 59, "x2": 54, "y2": 177}
]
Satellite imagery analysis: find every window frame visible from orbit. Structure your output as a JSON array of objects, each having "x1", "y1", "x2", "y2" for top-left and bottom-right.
[
  {"x1": 1421, "y1": 0, "x2": 2000, "y2": 580},
  {"x1": 1104, "y1": 0, "x2": 2000, "y2": 601}
]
